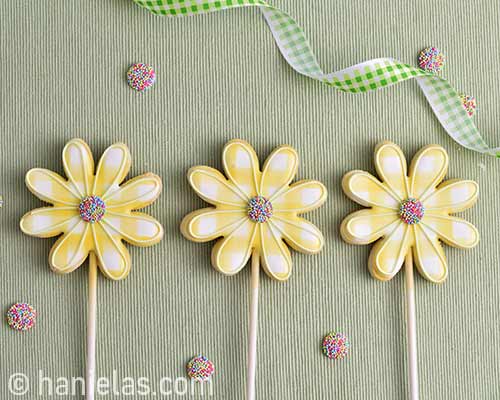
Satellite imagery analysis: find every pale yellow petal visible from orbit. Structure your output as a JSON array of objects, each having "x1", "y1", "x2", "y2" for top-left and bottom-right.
[
  {"x1": 272, "y1": 180, "x2": 327, "y2": 213},
  {"x1": 180, "y1": 208, "x2": 247, "y2": 242},
  {"x1": 374, "y1": 141, "x2": 408, "y2": 200},
  {"x1": 368, "y1": 222, "x2": 412, "y2": 280},
  {"x1": 270, "y1": 213, "x2": 324, "y2": 254},
  {"x1": 49, "y1": 220, "x2": 92, "y2": 273},
  {"x1": 105, "y1": 173, "x2": 162, "y2": 211},
  {"x1": 409, "y1": 144, "x2": 448, "y2": 199},
  {"x1": 423, "y1": 179, "x2": 478, "y2": 213},
  {"x1": 20, "y1": 207, "x2": 79, "y2": 238},
  {"x1": 342, "y1": 170, "x2": 400, "y2": 209},
  {"x1": 211, "y1": 219, "x2": 257, "y2": 275},
  {"x1": 91, "y1": 222, "x2": 131, "y2": 280},
  {"x1": 422, "y1": 215, "x2": 479, "y2": 249},
  {"x1": 222, "y1": 139, "x2": 260, "y2": 199},
  {"x1": 413, "y1": 224, "x2": 448, "y2": 283},
  {"x1": 260, "y1": 146, "x2": 298, "y2": 199},
  {"x1": 62, "y1": 139, "x2": 95, "y2": 197},
  {"x1": 93, "y1": 143, "x2": 131, "y2": 198},
  {"x1": 102, "y1": 211, "x2": 164, "y2": 247},
  {"x1": 259, "y1": 222, "x2": 292, "y2": 281},
  {"x1": 26, "y1": 168, "x2": 81, "y2": 206},
  {"x1": 188, "y1": 166, "x2": 247, "y2": 208},
  {"x1": 340, "y1": 209, "x2": 400, "y2": 245}
]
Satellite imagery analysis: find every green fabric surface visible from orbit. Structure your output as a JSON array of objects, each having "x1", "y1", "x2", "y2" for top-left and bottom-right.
[{"x1": 1, "y1": 0, "x2": 499, "y2": 398}]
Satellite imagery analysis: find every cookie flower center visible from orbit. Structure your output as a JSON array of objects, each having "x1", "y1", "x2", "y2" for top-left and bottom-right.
[
  {"x1": 248, "y1": 196, "x2": 273, "y2": 223},
  {"x1": 399, "y1": 198, "x2": 424, "y2": 225},
  {"x1": 79, "y1": 195, "x2": 106, "y2": 223}
]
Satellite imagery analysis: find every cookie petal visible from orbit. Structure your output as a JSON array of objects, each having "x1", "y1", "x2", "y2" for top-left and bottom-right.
[
  {"x1": 341, "y1": 209, "x2": 400, "y2": 245},
  {"x1": 374, "y1": 141, "x2": 408, "y2": 200},
  {"x1": 272, "y1": 180, "x2": 327, "y2": 213},
  {"x1": 62, "y1": 139, "x2": 95, "y2": 197},
  {"x1": 20, "y1": 207, "x2": 79, "y2": 238},
  {"x1": 259, "y1": 222, "x2": 292, "y2": 281},
  {"x1": 413, "y1": 224, "x2": 448, "y2": 283},
  {"x1": 409, "y1": 145, "x2": 448, "y2": 199},
  {"x1": 342, "y1": 170, "x2": 400, "y2": 209},
  {"x1": 91, "y1": 222, "x2": 131, "y2": 280},
  {"x1": 211, "y1": 219, "x2": 257, "y2": 275},
  {"x1": 181, "y1": 208, "x2": 247, "y2": 242},
  {"x1": 93, "y1": 143, "x2": 131, "y2": 198},
  {"x1": 222, "y1": 139, "x2": 260, "y2": 199},
  {"x1": 260, "y1": 146, "x2": 298, "y2": 199}
]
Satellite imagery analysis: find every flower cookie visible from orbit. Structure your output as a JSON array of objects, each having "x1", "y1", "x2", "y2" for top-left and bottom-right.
[
  {"x1": 341, "y1": 141, "x2": 479, "y2": 283},
  {"x1": 181, "y1": 139, "x2": 327, "y2": 281},
  {"x1": 20, "y1": 139, "x2": 164, "y2": 280}
]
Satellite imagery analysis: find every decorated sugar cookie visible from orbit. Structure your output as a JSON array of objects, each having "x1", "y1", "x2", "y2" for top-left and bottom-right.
[
  {"x1": 341, "y1": 141, "x2": 479, "y2": 283},
  {"x1": 20, "y1": 139, "x2": 163, "y2": 399},
  {"x1": 181, "y1": 139, "x2": 327, "y2": 399},
  {"x1": 340, "y1": 141, "x2": 478, "y2": 399},
  {"x1": 181, "y1": 139, "x2": 327, "y2": 281}
]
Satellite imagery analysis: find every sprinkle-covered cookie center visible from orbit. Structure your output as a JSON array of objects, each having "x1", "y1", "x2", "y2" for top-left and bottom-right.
[
  {"x1": 79, "y1": 195, "x2": 106, "y2": 223},
  {"x1": 399, "y1": 198, "x2": 424, "y2": 225},
  {"x1": 248, "y1": 196, "x2": 273, "y2": 223}
]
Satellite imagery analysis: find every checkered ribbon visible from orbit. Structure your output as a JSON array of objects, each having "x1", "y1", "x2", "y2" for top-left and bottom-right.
[{"x1": 132, "y1": 0, "x2": 500, "y2": 157}]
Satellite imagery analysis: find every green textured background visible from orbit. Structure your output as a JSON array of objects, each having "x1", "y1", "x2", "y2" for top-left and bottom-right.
[{"x1": 1, "y1": 1, "x2": 499, "y2": 398}]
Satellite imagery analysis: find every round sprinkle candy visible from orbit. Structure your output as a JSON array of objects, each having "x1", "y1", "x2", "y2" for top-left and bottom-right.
[
  {"x1": 399, "y1": 198, "x2": 425, "y2": 225},
  {"x1": 460, "y1": 93, "x2": 477, "y2": 117},
  {"x1": 248, "y1": 196, "x2": 273, "y2": 223},
  {"x1": 79, "y1": 195, "x2": 106, "y2": 223},
  {"x1": 186, "y1": 355, "x2": 215, "y2": 382},
  {"x1": 418, "y1": 47, "x2": 445, "y2": 73},
  {"x1": 322, "y1": 332, "x2": 350, "y2": 360},
  {"x1": 6, "y1": 303, "x2": 36, "y2": 331},
  {"x1": 127, "y1": 63, "x2": 156, "y2": 92}
]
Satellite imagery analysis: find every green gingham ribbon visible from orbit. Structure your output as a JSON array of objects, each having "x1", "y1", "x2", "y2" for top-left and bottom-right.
[{"x1": 132, "y1": 0, "x2": 500, "y2": 157}]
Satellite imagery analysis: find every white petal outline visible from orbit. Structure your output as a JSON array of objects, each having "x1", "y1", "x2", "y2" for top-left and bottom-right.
[
  {"x1": 422, "y1": 179, "x2": 478, "y2": 212},
  {"x1": 368, "y1": 221, "x2": 410, "y2": 280},
  {"x1": 409, "y1": 145, "x2": 449, "y2": 200},
  {"x1": 259, "y1": 222, "x2": 292, "y2": 281},
  {"x1": 93, "y1": 143, "x2": 131, "y2": 198},
  {"x1": 374, "y1": 141, "x2": 409, "y2": 200},
  {"x1": 340, "y1": 209, "x2": 400, "y2": 245},
  {"x1": 269, "y1": 214, "x2": 324, "y2": 254},
  {"x1": 105, "y1": 173, "x2": 162, "y2": 210},
  {"x1": 342, "y1": 170, "x2": 401, "y2": 210},
  {"x1": 181, "y1": 208, "x2": 248, "y2": 242},
  {"x1": 421, "y1": 214, "x2": 479, "y2": 249},
  {"x1": 91, "y1": 222, "x2": 130, "y2": 281},
  {"x1": 62, "y1": 139, "x2": 95, "y2": 198},
  {"x1": 413, "y1": 224, "x2": 448, "y2": 283},
  {"x1": 272, "y1": 180, "x2": 327, "y2": 213},
  {"x1": 101, "y1": 211, "x2": 164, "y2": 246},
  {"x1": 211, "y1": 219, "x2": 258, "y2": 276},
  {"x1": 260, "y1": 145, "x2": 299, "y2": 200},
  {"x1": 26, "y1": 168, "x2": 81, "y2": 206},
  {"x1": 49, "y1": 220, "x2": 90, "y2": 273},
  {"x1": 222, "y1": 139, "x2": 260, "y2": 200},
  {"x1": 188, "y1": 166, "x2": 248, "y2": 207},
  {"x1": 20, "y1": 207, "x2": 79, "y2": 238}
]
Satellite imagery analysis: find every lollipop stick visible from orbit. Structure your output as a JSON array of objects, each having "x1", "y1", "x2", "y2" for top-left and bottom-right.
[
  {"x1": 86, "y1": 252, "x2": 97, "y2": 400},
  {"x1": 405, "y1": 251, "x2": 419, "y2": 400},
  {"x1": 247, "y1": 250, "x2": 260, "y2": 400}
]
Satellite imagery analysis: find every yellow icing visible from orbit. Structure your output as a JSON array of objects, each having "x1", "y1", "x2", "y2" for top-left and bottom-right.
[
  {"x1": 20, "y1": 138, "x2": 164, "y2": 280},
  {"x1": 341, "y1": 141, "x2": 479, "y2": 284},
  {"x1": 181, "y1": 139, "x2": 327, "y2": 282}
]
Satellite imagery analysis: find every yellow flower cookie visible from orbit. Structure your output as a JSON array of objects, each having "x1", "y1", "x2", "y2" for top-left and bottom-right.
[
  {"x1": 181, "y1": 139, "x2": 327, "y2": 281},
  {"x1": 341, "y1": 141, "x2": 479, "y2": 283},
  {"x1": 20, "y1": 139, "x2": 164, "y2": 280}
]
